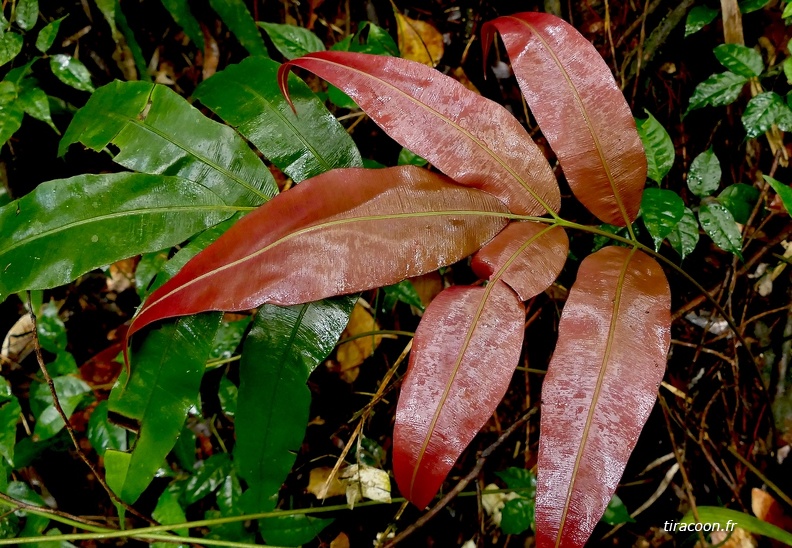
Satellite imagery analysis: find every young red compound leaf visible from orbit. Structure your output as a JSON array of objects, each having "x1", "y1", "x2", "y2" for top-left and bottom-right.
[
  {"x1": 536, "y1": 246, "x2": 670, "y2": 547},
  {"x1": 126, "y1": 165, "x2": 510, "y2": 341},
  {"x1": 483, "y1": 12, "x2": 646, "y2": 226}
]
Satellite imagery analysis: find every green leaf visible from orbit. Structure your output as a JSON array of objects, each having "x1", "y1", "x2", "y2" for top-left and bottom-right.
[
  {"x1": 218, "y1": 375, "x2": 237, "y2": 418},
  {"x1": 235, "y1": 298, "x2": 354, "y2": 513},
  {"x1": 687, "y1": 148, "x2": 721, "y2": 197},
  {"x1": 718, "y1": 183, "x2": 759, "y2": 224},
  {"x1": 784, "y1": 57, "x2": 792, "y2": 85},
  {"x1": 0, "y1": 81, "x2": 15, "y2": 105},
  {"x1": 667, "y1": 207, "x2": 699, "y2": 259},
  {"x1": 681, "y1": 507, "x2": 792, "y2": 545},
  {"x1": 685, "y1": 6, "x2": 718, "y2": 36},
  {"x1": 495, "y1": 467, "x2": 537, "y2": 493},
  {"x1": 206, "y1": 0, "x2": 267, "y2": 57},
  {"x1": 19, "y1": 79, "x2": 60, "y2": 135},
  {"x1": 635, "y1": 110, "x2": 674, "y2": 182},
  {"x1": 152, "y1": 487, "x2": 188, "y2": 539},
  {"x1": 259, "y1": 515, "x2": 334, "y2": 547},
  {"x1": 135, "y1": 250, "x2": 169, "y2": 299},
  {"x1": 350, "y1": 22, "x2": 399, "y2": 56},
  {"x1": 784, "y1": 2, "x2": 792, "y2": 17},
  {"x1": 699, "y1": 202, "x2": 743, "y2": 258},
  {"x1": 184, "y1": 453, "x2": 232, "y2": 504},
  {"x1": 742, "y1": 92, "x2": 792, "y2": 138},
  {"x1": 105, "y1": 313, "x2": 221, "y2": 504},
  {"x1": 17, "y1": 84, "x2": 58, "y2": 133},
  {"x1": 0, "y1": 100, "x2": 22, "y2": 147},
  {"x1": 195, "y1": 56, "x2": 362, "y2": 183},
  {"x1": 112, "y1": 0, "x2": 150, "y2": 82},
  {"x1": 0, "y1": 378, "x2": 20, "y2": 467},
  {"x1": 30, "y1": 375, "x2": 91, "y2": 441},
  {"x1": 37, "y1": 301, "x2": 77, "y2": 375},
  {"x1": 602, "y1": 494, "x2": 635, "y2": 525},
  {"x1": 207, "y1": 472, "x2": 251, "y2": 542},
  {"x1": 713, "y1": 44, "x2": 764, "y2": 77},
  {"x1": 739, "y1": 0, "x2": 770, "y2": 13},
  {"x1": 500, "y1": 498, "x2": 534, "y2": 535},
  {"x1": 0, "y1": 173, "x2": 234, "y2": 300},
  {"x1": 148, "y1": 216, "x2": 240, "y2": 294},
  {"x1": 765, "y1": 175, "x2": 792, "y2": 215},
  {"x1": 35, "y1": 16, "x2": 65, "y2": 53},
  {"x1": 209, "y1": 316, "x2": 251, "y2": 362},
  {"x1": 0, "y1": 33, "x2": 22, "y2": 68},
  {"x1": 60, "y1": 81, "x2": 276, "y2": 206},
  {"x1": 49, "y1": 54, "x2": 94, "y2": 92},
  {"x1": 640, "y1": 188, "x2": 685, "y2": 246},
  {"x1": 87, "y1": 400, "x2": 127, "y2": 456},
  {"x1": 172, "y1": 423, "x2": 196, "y2": 471},
  {"x1": 383, "y1": 279, "x2": 424, "y2": 310},
  {"x1": 4, "y1": 60, "x2": 35, "y2": 85},
  {"x1": 159, "y1": 0, "x2": 204, "y2": 49},
  {"x1": 6, "y1": 481, "x2": 49, "y2": 537},
  {"x1": 686, "y1": 72, "x2": 748, "y2": 114},
  {"x1": 397, "y1": 147, "x2": 429, "y2": 167},
  {"x1": 258, "y1": 22, "x2": 325, "y2": 60},
  {"x1": 14, "y1": 0, "x2": 38, "y2": 31}
]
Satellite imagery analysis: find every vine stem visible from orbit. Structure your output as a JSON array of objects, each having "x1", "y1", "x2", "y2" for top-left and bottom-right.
[{"x1": 25, "y1": 292, "x2": 155, "y2": 525}]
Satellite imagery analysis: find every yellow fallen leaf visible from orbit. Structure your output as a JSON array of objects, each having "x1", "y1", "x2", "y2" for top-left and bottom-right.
[
  {"x1": 330, "y1": 532, "x2": 350, "y2": 548},
  {"x1": 307, "y1": 466, "x2": 346, "y2": 500},
  {"x1": 409, "y1": 272, "x2": 443, "y2": 310},
  {"x1": 396, "y1": 13, "x2": 444, "y2": 67},
  {"x1": 340, "y1": 464, "x2": 391, "y2": 509},
  {"x1": 1, "y1": 314, "x2": 34, "y2": 366},
  {"x1": 335, "y1": 301, "x2": 381, "y2": 382}
]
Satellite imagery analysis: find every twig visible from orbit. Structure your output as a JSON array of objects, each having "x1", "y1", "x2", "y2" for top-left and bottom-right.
[
  {"x1": 25, "y1": 293, "x2": 154, "y2": 525},
  {"x1": 384, "y1": 407, "x2": 538, "y2": 547}
]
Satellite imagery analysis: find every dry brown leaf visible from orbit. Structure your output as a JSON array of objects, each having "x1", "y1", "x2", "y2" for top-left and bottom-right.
[
  {"x1": 1, "y1": 313, "x2": 34, "y2": 366},
  {"x1": 335, "y1": 301, "x2": 381, "y2": 382},
  {"x1": 329, "y1": 532, "x2": 350, "y2": 548},
  {"x1": 107, "y1": 258, "x2": 136, "y2": 293},
  {"x1": 307, "y1": 466, "x2": 346, "y2": 499},
  {"x1": 396, "y1": 14, "x2": 444, "y2": 67},
  {"x1": 704, "y1": 527, "x2": 756, "y2": 548},
  {"x1": 752, "y1": 488, "x2": 792, "y2": 538}
]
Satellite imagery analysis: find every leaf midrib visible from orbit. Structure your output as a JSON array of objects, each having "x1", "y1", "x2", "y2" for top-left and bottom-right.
[
  {"x1": 300, "y1": 57, "x2": 556, "y2": 216},
  {"x1": 554, "y1": 247, "x2": 637, "y2": 548},
  {"x1": 1, "y1": 204, "x2": 248, "y2": 256},
  {"x1": 507, "y1": 16, "x2": 633, "y2": 227},
  {"x1": 138, "y1": 209, "x2": 512, "y2": 321},
  {"x1": 409, "y1": 225, "x2": 555, "y2": 499}
]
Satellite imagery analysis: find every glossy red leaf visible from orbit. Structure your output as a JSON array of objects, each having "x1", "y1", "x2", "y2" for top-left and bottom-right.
[
  {"x1": 128, "y1": 166, "x2": 509, "y2": 340},
  {"x1": 393, "y1": 280, "x2": 525, "y2": 509},
  {"x1": 471, "y1": 221, "x2": 568, "y2": 301},
  {"x1": 483, "y1": 13, "x2": 646, "y2": 226},
  {"x1": 535, "y1": 246, "x2": 670, "y2": 547},
  {"x1": 279, "y1": 51, "x2": 560, "y2": 216}
]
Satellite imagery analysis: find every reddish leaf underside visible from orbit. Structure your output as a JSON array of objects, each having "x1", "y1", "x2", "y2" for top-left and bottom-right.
[
  {"x1": 393, "y1": 281, "x2": 525, "y2": 509},
  {"x1": 471, "y1": 221, "x2": 569, "y2": 301},
  {"x1": 483, "y1": 13, "x2": 646, "y2": 226},
  {"x1": 279, "y1": 51, "x2": 560, "y2": 216},
  {"x1": 535, "y1": 246, "x2": 670, "y2": 547},
  {"x1": 128, "y1": 166, "x2": 510, "y2": 341}
]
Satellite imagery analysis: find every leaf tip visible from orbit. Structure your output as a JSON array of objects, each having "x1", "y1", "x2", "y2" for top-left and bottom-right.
[{"x1": 277, "y1": 62, "x2": 298, "y2": 114}]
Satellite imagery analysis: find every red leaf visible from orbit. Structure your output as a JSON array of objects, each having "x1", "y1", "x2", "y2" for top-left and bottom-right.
[
  {"x1": 483, "y1": 13, "x2": 646, "y2": 226},
  {"x1": 535, "y1": 246, "x2": 670, "y2": 547},
  {"x1": 128, "y1": 166, "x2": 509, "y2": 340},
  {"x1": 393, "y1": 281, "x2": 525, "y2": 509},
  {"x1": 471, "y1": 221, "x2": 568, "y2": 301},
  {"x1": 279, "y1": 51, "x2": 560, "y2": 216}
]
